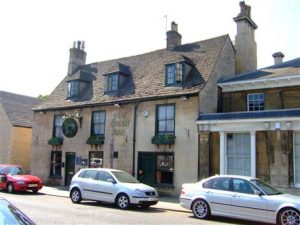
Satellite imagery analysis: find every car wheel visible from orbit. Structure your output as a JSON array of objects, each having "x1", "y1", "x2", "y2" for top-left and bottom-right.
[
  {"x1": 70, "y1": 188, "x2": 82, "y2": 204},
  {"x1": 32, "y1": 189, "x2": 38, "y2": 193},
  {"x1": 7, "y1": 183, "x2": 14, "y2": 193},
  {"x1": 192, "y1": 199, "x2": 210, "y2": 219},
  {"x1": 116, "y1": 193, "x2": 130, "y2": 209},
  {"x1": 278, "y1": 208, "x2": 300, "y2": 225}
]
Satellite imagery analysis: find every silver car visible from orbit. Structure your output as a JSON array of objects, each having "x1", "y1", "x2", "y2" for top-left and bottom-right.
[
  {"x1": 69, "y1": 168, "x2": 158, "y2": 209},
  {"x1": 180, "y1": 175, "x2": 300, "y2": 225}
]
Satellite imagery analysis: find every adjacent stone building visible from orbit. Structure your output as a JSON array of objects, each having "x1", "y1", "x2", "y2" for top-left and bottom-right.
[
  {"x1": 197, "y1": 54, "x2": 300, "y2": 191},
  {"x1": 0, "y1": 91, "x2": 40, "y2": 172},
  {"x1": 31, "y1": 1, "x2": 260, "y2": 195}
]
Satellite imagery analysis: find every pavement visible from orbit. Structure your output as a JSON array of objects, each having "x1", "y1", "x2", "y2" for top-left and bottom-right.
[{"x1": 39, "y1": 186, "x2": 189, "y2": 213}]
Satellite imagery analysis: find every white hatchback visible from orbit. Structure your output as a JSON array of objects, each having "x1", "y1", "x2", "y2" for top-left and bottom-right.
[
  {"x1": 180, "y1": 175, "x2": 300, "y2": 225},
  {"x1": 69, "y1": 168, "x2": 159, "y2": 209}
]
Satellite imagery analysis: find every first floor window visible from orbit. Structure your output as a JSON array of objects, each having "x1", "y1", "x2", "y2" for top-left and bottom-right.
[
  {"x1": 54, "y1": 115, "x2": 64, "y2": 138},
  {"x1": 50, "y1": 151, "x2": 62, "y2": 177},
  {"x1": 226, "y1": 133, "x2": 251, "y2": 176},
  {"x1": 156, "y1": 154, "x2": 174, "y2": 185},
  {"x1": 92, "y1": 111, "x2": 106, "y2": 136},
  {"x1": 157, "y1": 104, "x2": 175, "y2": 135},
  {"x1": 248, "y1": 93, "x2": 264, "y2": 111}
]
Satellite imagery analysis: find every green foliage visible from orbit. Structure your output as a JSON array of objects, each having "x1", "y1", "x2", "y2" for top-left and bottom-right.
[
  {"x1": 48, "y1": 137, "x2": 63, "y2": 145},
  {"x1": 38, "y1": 94, "x2": 49, "y2": 100},
  {"x1": 86, "y1": 136, "x2": 105, "y2": 145},
  {"x1": 151, "y1": 134, "x2": 176, "y2": 145}
]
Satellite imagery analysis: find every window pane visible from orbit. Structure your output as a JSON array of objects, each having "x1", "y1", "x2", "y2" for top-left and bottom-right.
[
  {"x1": 156, "y1": 154, "x2": 173, "y2": 184},
  {"x1": 158, "y1": 106, "x2": 166, "y2": 120},
  {"x1": 248, "y1": 93, "x2": 264, "y2": 111},
  {"x1": 158, "y1": 121, "x2": 166, "y2": 132},
  {"x1": 50, "y1": 151, "x2": 62, "y2": 176},
  {"x1": 166, "y1": 106, "x2": 174, "y2": 119}
]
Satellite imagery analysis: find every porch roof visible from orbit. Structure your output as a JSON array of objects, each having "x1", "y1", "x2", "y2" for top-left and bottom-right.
[{"x1": 197, "y1": 108, "x2": 300, "y2": 121}]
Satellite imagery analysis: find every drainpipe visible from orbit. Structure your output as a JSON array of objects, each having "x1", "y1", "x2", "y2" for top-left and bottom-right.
[{"x1": 132, "y1": 102, "x2": 139, "y2": 177}]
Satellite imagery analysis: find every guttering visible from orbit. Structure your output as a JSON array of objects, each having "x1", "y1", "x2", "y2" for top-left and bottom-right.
[{"x1": 132, "y1": 102, "x2": 139, "y2": 177}]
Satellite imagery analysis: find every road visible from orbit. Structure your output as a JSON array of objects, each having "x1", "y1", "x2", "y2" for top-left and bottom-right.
[{"x1": 0, "y1": 191, "x2": 270, "y2": 225}]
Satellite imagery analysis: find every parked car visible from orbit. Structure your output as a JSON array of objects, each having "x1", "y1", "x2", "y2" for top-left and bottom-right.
[
  {"x1": 69, "y1": 168, "x2": 159, "y2": 209},
  {"x1": 0, "y1": 164, "x2": 43, "y2": 193},
  {"x1": 90, "y1": 158, "x2": 102, "y2": 168},
  {"x1": 0, "y1": 197, "x2": 36, "y2": 225},
  {"x1": 180, "y1": 175, "x2": 300, "y2": 225}
]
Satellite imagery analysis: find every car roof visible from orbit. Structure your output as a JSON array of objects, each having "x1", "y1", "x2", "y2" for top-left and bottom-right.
[
  {"x1": 80, "y1": 168, "x2": 123, "y2": 172},
  {"x1": 206, "y1": 174, "x2": 257, "y2": 181},
  {"x1": 0, "y1": 164, "x2": 21, "y2": 168}
]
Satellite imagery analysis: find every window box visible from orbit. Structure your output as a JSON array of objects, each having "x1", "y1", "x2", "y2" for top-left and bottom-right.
[
  {"x1": 86, "y1": 135, "x2": 105, "y2": 146},
  {"x1": 48, "y1": 137, "x2": 64, "y2": 146},
  {"x1": 151, "y1": 134, "x2": 175, "y2": 146}
]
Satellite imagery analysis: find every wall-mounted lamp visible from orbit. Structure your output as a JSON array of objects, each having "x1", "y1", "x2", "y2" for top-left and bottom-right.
[
  {"x1": 180, "y1": 96, "x2": 188, "y2": 101},
  {"x1": 114, "y1": 103, "x2": 121, "y2": 108},
  {"x1": 286, "y1": 121, "x2": 292, "y2": 129},
  {"x1": 264, "y1": 122, "x2": 270, "y2": 130},
  {"x1": 275, "y1": 122, "x2": 281, "y2": 130}
]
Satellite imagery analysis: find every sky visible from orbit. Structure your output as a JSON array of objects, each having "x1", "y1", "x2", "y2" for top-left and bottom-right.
[{"x1": 0, "y1": 0, "x2": 299, "y2": 97}]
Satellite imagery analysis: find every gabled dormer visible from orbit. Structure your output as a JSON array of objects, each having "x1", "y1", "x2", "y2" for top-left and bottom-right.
[
  {"x1": 103, "y1": 63, "x2": 131, "y2": 95},
  {"x1": 164, "y1": 56, "x2": 193, "y2": 86}
]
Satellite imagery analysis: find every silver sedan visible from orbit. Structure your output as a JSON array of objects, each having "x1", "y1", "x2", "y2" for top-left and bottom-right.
[{"x1": 180, "y1": 175, "x2": 300, "y2": 225}]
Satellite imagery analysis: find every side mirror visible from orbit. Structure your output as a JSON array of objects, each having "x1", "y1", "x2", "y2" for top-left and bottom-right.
[
  {"x1": 107, "y1": 178, "x2": 117, "y2": 184},
  {"x1": 254, "y1": 190, "x2": 262, "y2": 196}
]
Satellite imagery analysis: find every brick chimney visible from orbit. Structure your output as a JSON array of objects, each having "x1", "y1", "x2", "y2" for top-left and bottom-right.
[
  {"x1": 272, "y1": 52, "x2": 285, "y2": 65},
  {"x1": 234, "y1": 1, "x2": 258, "y2": 74},
  {"x1": 67, "y1": 40, "x2": 87, "y2": 75},
  {"x1": 166, "y1": 21, "x2": 182, "y2": 50}
]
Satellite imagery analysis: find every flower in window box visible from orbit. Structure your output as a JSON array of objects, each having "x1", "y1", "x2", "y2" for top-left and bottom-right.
[
  {"x1": 48, "y1": 137, "x2": 64, "y2": 145},
  {"x1": 86, "y1": 135, "x2": 105, "y2": 146},
  {"x1": 151, "y1": 134, "x2": 175, "y2": 145}
]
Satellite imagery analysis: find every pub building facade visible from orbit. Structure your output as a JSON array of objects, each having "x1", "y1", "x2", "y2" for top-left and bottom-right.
[{"x1": 32, "y1": 2, "x2": 265, "y2": 195}]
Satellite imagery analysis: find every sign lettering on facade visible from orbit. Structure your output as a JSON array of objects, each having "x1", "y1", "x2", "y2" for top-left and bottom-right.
[{"x1": 111, "y1": 112, "x2": 129, "y2": 136}]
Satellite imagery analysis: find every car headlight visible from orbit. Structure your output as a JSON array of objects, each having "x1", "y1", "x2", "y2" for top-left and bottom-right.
[
  {"x1": 16, "y1": 181, "x2": 25, "y2": 185},
  {"x1": 134, "y1": 189, "x2": 145, "y2": 197}
]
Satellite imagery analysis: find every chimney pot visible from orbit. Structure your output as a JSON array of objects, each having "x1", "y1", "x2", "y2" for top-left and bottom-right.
[
  {"x1": 272, "y1": 52, "x2": 285, "y2": 65},
  {"x1": 166, "y1": 21, "x2": 182, "y2": 50}
]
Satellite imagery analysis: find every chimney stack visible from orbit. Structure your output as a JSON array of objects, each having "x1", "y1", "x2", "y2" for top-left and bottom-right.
[
  {"x1": 166, "y1": 21, "x2": 182, "y2": 50},
  {"x1": 234, "y1": 1, "x2": 258, "y2": 74},
  {"x1": 272, "y1": 52, "x2": 285, "y2": 65},
  {"x1": 67, "y1": 40, "x2": 87, "y2": 75}
]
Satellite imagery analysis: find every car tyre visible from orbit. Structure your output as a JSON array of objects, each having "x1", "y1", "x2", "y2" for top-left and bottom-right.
[
  {"x1": 32, "y1": 189, "x2": 39, "y2": 193},
  {"x1": 192, "y1": 199, "x2": 210, "y2": 219},
  {"x1": 116, "y1": 193, "x2": 130, "y2": 209},
  {"x1": 7, "y1": 183, "x2": 14, "y2": 193},
  {"x1": 278, "y1": 207, "x2": 300, "y2": 225},
  {"x1": 70, "y1": 188, "x2": 82, "y2": 204}
]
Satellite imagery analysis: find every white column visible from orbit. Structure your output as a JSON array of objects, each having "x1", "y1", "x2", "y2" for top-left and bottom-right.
[
  {"x1": 250, "y1": 131, "x2": 256, "y2": 177},
  {"x1": 219, "y1": 131, "x2": 225, "y2": 175}
]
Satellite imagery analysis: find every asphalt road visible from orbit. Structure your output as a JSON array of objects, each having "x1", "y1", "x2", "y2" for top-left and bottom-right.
[{"x1": 0, "y1": 191, "x2": 270, "y2": 225}]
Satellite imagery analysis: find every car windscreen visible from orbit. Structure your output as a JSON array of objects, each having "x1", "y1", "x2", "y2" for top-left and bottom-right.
[
  {"x1": 0, "y1": 199, "x2": 35, "y2": 225},
  {"x1": 251, "y1": 179, "x2": 282, "y2": 195},
  {"x1": 111, "y1": 171, "x2": 139, "y2": 183},
  {"x1": 6, "y1": 167, "x2": 25, "y2": 175}
]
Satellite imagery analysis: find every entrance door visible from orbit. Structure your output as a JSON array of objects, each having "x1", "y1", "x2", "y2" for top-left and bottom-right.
[
  {"x1": 65, "y1": 152, "x2": 76, "y2": 186},
  {"x1": 138, "y1": 152, "x2": 156, "y2": 186},
  {"x1": 294, "y1": 133, "x2": 300, "y2": 187}
]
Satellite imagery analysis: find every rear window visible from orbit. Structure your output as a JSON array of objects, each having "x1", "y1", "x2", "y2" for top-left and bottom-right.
[{"x1": 78, "y1": 170, "x2": 97, "y2": 179}]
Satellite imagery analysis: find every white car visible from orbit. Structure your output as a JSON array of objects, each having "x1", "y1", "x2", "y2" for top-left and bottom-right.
[
  {"x1": 180, "y1": 175, "x2": 300, "y2": 225},
  {"x1": 69, "y1": 168, "x2": 159, "y2": 209}
]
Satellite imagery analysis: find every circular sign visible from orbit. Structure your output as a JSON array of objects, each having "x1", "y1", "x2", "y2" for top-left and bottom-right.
[{"x1": 62, "y1": 118, "x2": 78, "y2": 138}]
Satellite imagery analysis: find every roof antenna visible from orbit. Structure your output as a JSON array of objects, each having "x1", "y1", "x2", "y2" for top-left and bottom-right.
[{"x1": 161, "y1": 15, "x2": 168, "y2": 32}]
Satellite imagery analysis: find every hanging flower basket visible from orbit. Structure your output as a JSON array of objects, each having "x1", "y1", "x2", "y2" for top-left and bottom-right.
[
  {"x1": 86, "y1": 135, "x2": 105, "y2": 146},
  {"x1": 48, "y1": 137, "x2": 64, "y2": 145},
  {"x1": 151, "y1": 134, "x2": 175, "y2": 145}
]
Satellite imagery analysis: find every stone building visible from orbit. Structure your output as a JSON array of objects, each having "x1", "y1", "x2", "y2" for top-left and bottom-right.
[
  {"x1": 32, "y1": 1, "x2": 258, "y2": 195},
  {"x1": 197, "y1": 54, "x2": 300, "y2": 191},
  {"x1": 0, "y1": 91, "x2": 40, "y2": 172}
]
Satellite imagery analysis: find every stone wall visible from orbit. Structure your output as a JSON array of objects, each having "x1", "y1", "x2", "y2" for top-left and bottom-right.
[{"x1": 0, "y1": 104, "x2": 12, "y2": 164}]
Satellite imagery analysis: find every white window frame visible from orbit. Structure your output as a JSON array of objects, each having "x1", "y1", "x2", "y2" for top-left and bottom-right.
[{"x1": 247, "y1": 93, "x2": 264, "y2": 111}]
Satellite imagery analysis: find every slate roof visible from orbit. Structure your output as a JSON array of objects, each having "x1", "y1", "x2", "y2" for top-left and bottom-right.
[
  {"x1": 34, "y1": 35, "x2": 230, "y2": 111},
  {"x1": 0, "y1": 91, "x2": 40, "y2": 127},
  {"x1": 220, "y1": 57, "x2": 300, "y2": 84}
]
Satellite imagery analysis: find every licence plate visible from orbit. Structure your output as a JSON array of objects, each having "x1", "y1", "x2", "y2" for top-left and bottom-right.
[
  {"x1": 148, "y1": 197, "x2": 157, "y2": 201},
  {"x1": 28, "y1": 184, "x2": 38, "y2": 187}
]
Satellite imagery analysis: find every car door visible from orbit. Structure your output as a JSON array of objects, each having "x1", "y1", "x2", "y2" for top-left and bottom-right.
[
  {"x1": 231, "y1": 178, "x2": 268, "y2": 221},
  {"x1": 206, "y1": 177, "x2": 232, "y2": 215},
  {"x1": 79, "y1": 170, "x2": 98, "y2": 200},
  {"x1": 0, "y1": 166, "x2": 7, "y2": 189},
  {"x1": 92, "y1": 171, "x2": 117, "y2": 203}
]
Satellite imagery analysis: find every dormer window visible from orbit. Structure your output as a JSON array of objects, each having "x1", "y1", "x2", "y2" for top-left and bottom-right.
[
  {"x1": 68, "y1": 81, "x2": 80, "y2": 98},
  {"x1": 105, "y1": 74, "x2": 119, "y2": 92},
  {"x1": 165, "y1": 63, "x2": 184, "y2": 86}
]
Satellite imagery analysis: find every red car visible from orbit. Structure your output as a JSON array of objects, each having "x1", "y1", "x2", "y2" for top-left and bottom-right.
[{"x1": 0, "y1": 164, "x2": 42, "y2": 193}]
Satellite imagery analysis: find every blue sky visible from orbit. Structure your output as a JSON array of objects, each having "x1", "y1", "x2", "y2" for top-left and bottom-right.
[{"x1": 0, "y1": 0, "x2": 299, "y2": 97}]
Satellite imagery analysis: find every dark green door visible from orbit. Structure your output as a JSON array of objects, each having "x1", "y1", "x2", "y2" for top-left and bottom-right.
[
  {"x1": 65, "y1": 152, "x2": 76, "y2": 186},
  {"x1": 138, "y1": 153, "x2": 156, "y2": 186}
]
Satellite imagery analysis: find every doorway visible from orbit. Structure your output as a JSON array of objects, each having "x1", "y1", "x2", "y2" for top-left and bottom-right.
[
  {"x1": 138, "y1": 152, "x2": 156, "y2": 186},
  {"x1": 65, "y1": 152, "x2": 76, "y2": 186}
]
